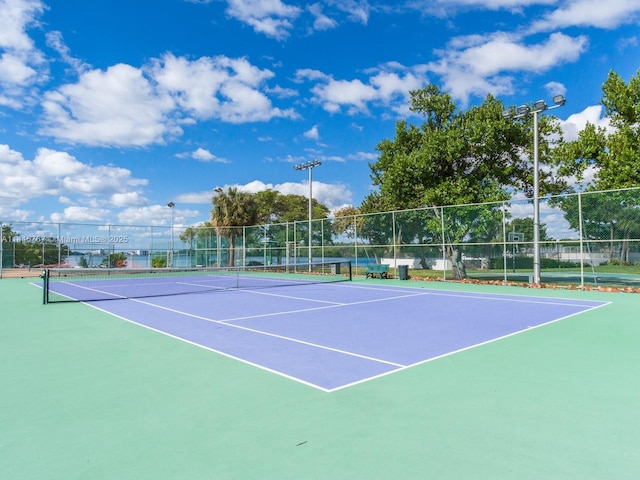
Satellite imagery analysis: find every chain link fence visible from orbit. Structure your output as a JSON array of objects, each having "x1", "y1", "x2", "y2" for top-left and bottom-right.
[{"x1": 3, "y1": 188, "x2": 640, "y2": 287}]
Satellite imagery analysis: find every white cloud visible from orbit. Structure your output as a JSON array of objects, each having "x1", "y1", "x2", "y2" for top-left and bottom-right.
[
  {"x1": 0, "y1": 145, "x2": 148, "y2": 208},
  {"x1": 0, "y1": 0, "x2": 47, "y2": 106},
  {"x1": 560, "y1": 105, "x2": 614, "y2": 142},
  {"x1": 0, "y1": 52, "x2": 37, "y2": 83},
  {"x1": 50, "y1": 206, "x2": 111, "y2": 223},
  {"x1": 0, "y1": 0, "x2": 44, "y2": 51},
  {"x1": 40, "y1": 63, "x2": 177, "y2": 146},
  {"x1": 304, "y1": 125, "x2": 320, "y2": 140},
  {"x1": 225, "y1": 0, "x2": 301, "y2": 39},
  {"x1": 151, "y1": 53, "x2": 298, "y2": 124},
  {"x1": 544, "y1": 81, "x2": 566, "y2": 97},
  {"x1": 327, "y1": 0, "x2": 370, "y2": 24},
  {"x1": 299, "y1": 63, "x2": 428, "y2": 115},
  {"x1": 116, "y1": 204, "x2": 200, "y2": 226},
  {"x1": 429, "y1": 32, "x2": 588, "y2": 104},
  {"x1": 188, "y1": 147, "x2": 230, "y2": 163},
  {"x1": 39, "y1": 53, "x2": 298, "y2": 146},
  {"x1": 308, "y1": 3, "x2": 338, "y2": 30},
  {"x1": 175, "y1": 190, "x2": 217, "y2": 204},
  {"x1": 347, "y1": 151, "x2": 377, "y2": 161},
  {"x1": 111, "y1": 192, "x2": 147, "y2": 207},
  {"x1": 45, "y1": 30, "x2": 88, "y2": 73},
  {"x1": 530, "y1": 0, "x2": 640, "y2": 32}
]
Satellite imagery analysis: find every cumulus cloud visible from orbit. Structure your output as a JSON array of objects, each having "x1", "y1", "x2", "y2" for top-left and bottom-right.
[
  {"x1": 0, "y1": 144, "x2": 148, "y2": 209},
  {"x1": 303, "y1": 125, "x2": 320, "y2": 140},
  {"x1": 179, "y1": 147, "x2": 230, "y2": 163},
  {"x1": 0, "y1": 0, "x2": 47, "y2": 107},
  {"x1": 297, "y1": 63, "x2": 429, "y2": 115},
  {"x1": 308, "y1": 3, "x2": 338, "y2": 30},
  {"x1": 428, "y1": 32, "x2": 588, "y2": 104},
  {"x1": 39, "y1": 53, "x2": 298, "y2": 147},
  {"x1": 116, "y1": 204, "x2": 200, "y2": 226},
  {"x1": 40, "y1": 63, "x2": 177, "y2": 146},
  {"x1": 50, "y1": 206, "x2": 112, "y2": 223},
  {"x1": 529, "y1": 0, "x2": 640, "y2": 32},
  {"x1": 560, "y1": 105, "x2": 614, "y2": 142},
  {"x1": 225, "y1": 0, "x2": 301, "y2": 39},
  {"x1": 326, "y1": 0, "x2": 370, "y2": 24}
]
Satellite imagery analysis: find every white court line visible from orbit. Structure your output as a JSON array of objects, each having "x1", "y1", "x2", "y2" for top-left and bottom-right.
[
  {"x1": 178, "y1": 280, "x2": 347, "y2": 305},
  {"x1": 335, "y1": 282, "x2": 607, "y2": 308}
]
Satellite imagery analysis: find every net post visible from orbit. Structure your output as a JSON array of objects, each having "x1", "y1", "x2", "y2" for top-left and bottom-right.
[
  {"x1": 347, "y1": 261, "x2": 352, "y2": 281},
  {"x1": 41, "y1": 269, "x2": 49, "y2": 305}
]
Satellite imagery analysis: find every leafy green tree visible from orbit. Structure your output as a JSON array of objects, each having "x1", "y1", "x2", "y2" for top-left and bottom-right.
[
  {"x1": 252, "y1": 189, "x2": 330, "y2": 263},
  {"x1": 332, "y1": 206, "x2": 361, "y2": 240},
  {"x1": 2, "y1": 225, "x2": 18, "y2": 267},
  {"x1": 254, "y1": 189, "x2": 329, "y2": 223},
  {"x1": 6, "y1": 231, "x2": 68, "y2": 267},
  {"x1": 366, "y1": 85, "x2": 565, "y2": 277},
  {"x1": 212, "y1": 187, "x2": 258, "y2": 266},
  {"x1": 555, "y1": 70, "x2": 640, "y2": 189}
]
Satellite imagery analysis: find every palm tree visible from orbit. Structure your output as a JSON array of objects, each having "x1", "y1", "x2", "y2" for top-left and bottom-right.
[{"x1": 211, "y1": 187, "x2": 257, "y2": 266}]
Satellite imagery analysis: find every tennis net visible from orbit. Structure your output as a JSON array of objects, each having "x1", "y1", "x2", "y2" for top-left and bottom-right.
[{"x1": 42, "y1": 261, "x2": 352, "y2": 304}]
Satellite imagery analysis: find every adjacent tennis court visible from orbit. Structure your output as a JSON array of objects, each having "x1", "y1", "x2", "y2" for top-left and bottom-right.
[{"x1": 2, "y1": 274, "x2": 639, "y2": 479}]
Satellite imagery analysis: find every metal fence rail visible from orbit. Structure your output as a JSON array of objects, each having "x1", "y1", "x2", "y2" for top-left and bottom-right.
[{"x1": 3, "y1": 188, "x2": 640, "y2": 288}]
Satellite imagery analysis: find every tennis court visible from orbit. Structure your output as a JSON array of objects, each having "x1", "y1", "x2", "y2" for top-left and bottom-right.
[
  {"x1": 2, "y1": 273, "x2": 639, "y2": 479},
  {"x1": 45, "y1": 266, "x2": 608, "y2": 391}
]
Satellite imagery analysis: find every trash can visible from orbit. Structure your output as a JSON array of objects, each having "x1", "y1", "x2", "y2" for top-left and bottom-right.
[
  {"x1": 398, "y1": 265, "x2": 409, "y2": 280},
  {"x1": 331, "y1": 262, "x2": 341, "y2": 275}
]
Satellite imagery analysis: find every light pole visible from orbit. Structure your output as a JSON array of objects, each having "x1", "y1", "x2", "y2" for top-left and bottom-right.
[
  {"x1": 213, "y1": 187, "x2": 223, "y2": 268},
  {"x1": 293, "y1": 160, "x2": 321, "y2": 271},
  {"x1": 503, "y1": 95, "x2": 566, "y2": 286},
  {"x1": 167, "y1": 202, "x2": 175, "y2": 267}
]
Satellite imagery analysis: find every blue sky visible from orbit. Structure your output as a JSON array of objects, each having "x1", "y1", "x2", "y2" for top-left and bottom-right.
[{"x1": 1, "y1": 0, "x2": 639, "y2": 231}]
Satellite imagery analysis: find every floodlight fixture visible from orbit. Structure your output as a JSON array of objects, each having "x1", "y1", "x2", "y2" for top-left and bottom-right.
[
  {"x1": 533, "y1": 100, "x2": 547, "y2": 111},
  {"x1": 553, "y1": 94, "x2": 566, "y2": 106},
  {"x1": 516, "y1": 105, "x2": 531, "y2": 116}
]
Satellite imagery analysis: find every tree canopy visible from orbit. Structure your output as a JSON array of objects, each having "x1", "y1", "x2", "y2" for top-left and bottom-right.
[
  {"x1": 367, "y1": 84, "x2": 565, "y2": 211},
  {"x1": 554, "y1": 69, "x2": 640, "y2": 190}
]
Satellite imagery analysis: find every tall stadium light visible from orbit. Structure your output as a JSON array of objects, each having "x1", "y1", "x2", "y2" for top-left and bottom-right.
[
  {"x1": 167, "y1": 202, "x2": 175, "y2": 267},
  {"x1": 503, "y1": 95, "x2": 566, "y2": 286},
  {"x1": 293, "y1": 160, "x2": 322, "y2": 271}
]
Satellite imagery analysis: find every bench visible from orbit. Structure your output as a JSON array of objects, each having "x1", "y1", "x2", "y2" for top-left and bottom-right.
[{"x1": 365, "y1": 264, "x2": 389, "y2": 279}]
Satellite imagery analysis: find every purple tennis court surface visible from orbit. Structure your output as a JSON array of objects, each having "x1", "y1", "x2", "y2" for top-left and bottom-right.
[{"x1": 76, "y1": 282, "x2": 607, "y2": 392}]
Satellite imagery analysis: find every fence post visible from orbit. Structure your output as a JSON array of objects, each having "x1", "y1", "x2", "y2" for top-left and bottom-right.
[
  {"x1": 440, "y1": 206, "x2": 446, "y2": 281},
  {"x1": 578, "y1": 192, "x2": 585, "y2": 289},
  {"x1": 502, "y1": 202, "x2": 508, "y2": 285}
]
